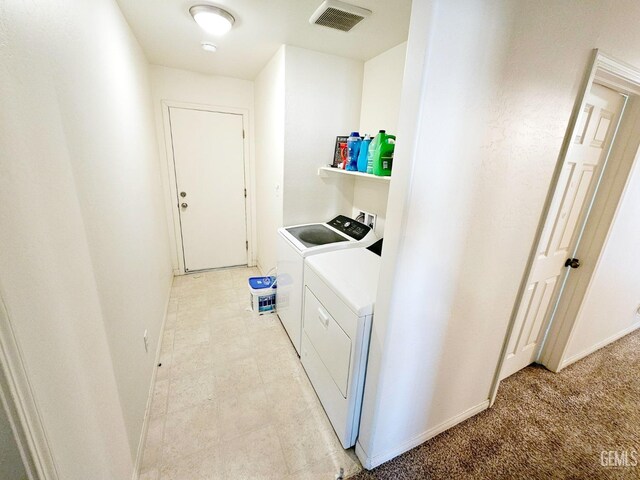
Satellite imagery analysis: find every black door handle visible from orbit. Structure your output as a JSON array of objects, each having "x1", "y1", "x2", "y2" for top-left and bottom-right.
[{"x1": 565, "y1": 258, "x2": 580, "y2": 269}]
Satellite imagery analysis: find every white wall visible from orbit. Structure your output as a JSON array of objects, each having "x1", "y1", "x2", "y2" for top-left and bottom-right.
[
  {"x1": 358, "y1": 0, "x2": 640, "y2": 469},
  {"x1": 282, "y1": 46, "x2": 363, "y2": 226},
  {"x1": 254, "y1": 48, "x2": 286, "y2": 273},
  {"x1": 360, "y1": 42, "x2": 407, "y2": 136},
  {"x1": 349, "y1": 42, "x2": 407, "y2": 238},
  {"x1": 564, "y1": 153, "x2": 640, "y2": 363},
  {"x1": 149, "y1": 65, "x2": 256, "y2": 271},
  {"x1": 0, "y1": 0, "x2": 172, "y2": 478}
]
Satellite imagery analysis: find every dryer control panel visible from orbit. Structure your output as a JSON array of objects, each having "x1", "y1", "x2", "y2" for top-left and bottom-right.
[{"x1": 327, "y1": 215, "x2": 371, "y2": 240}]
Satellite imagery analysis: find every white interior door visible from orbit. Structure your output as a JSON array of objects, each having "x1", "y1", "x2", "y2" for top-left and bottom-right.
[
  {"x1": 501, "y1": 83, "x2": 626, "y2": 379},
  {"x1": 169, "y1": 107, "x2": 247, "y2": 272}
]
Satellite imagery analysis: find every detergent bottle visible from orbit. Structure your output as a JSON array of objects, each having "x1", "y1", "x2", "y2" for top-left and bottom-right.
[
  {"x1": 372, "y1": 133, "x2": 396, "y2": 176},
  {"x1": 357, "y1": 134, "x2": 371, "y2": 172},
  {"x1": 366, "y1": 130, "x2": 384, "y2": 174},
  {"x1": 346, "y1": 132, "x2": 361, "y2": 171}
]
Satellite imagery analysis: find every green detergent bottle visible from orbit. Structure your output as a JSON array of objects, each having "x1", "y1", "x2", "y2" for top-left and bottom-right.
[
  {"x1": 372, "y1": 132, "x2": 396, "y2": 176},
  {"x1": 366, "y1": 130, "x2": 384, "y2": 174}
]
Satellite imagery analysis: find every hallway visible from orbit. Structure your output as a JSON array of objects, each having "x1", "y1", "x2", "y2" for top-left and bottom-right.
[{"x1": 139, "y1": 267, "x2": 360, "y2": 479}]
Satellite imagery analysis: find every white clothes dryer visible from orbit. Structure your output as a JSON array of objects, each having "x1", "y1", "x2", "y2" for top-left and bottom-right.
[{"x1": 302, "y1": 245, "x2": 381, "y2": 448}]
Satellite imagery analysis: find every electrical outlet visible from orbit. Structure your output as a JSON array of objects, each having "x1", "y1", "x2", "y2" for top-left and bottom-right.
[
  {"x1": 143, "y1": 330, "x2": 149, "y2": 353},
  {"x1": 365, "y1": 212, "x2": 377, "y2": 231},
  {"x1": 355, "y1": 209, "x2": 377, "y2": 231}
]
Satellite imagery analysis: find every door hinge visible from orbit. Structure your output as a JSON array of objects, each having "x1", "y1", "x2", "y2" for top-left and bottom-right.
[
  {"x1": 244, "y1": 188, "x2": 247, "y2": 198},
  {"x1": 242, "y1": 130, "x2": 245, "y2": 139},
  {"x1": 246, "y1": 241, "x2": 248, "y2": 250}
]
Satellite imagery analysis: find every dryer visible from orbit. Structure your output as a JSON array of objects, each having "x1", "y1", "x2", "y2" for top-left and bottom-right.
[{"x1": 301, "y1": 246, "x2": 381, "y2": 448}]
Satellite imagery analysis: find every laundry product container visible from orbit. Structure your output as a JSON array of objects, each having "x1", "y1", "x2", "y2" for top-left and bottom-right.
[{"x1": 248, "y1": 276, "x2": 276, "y2": 314}]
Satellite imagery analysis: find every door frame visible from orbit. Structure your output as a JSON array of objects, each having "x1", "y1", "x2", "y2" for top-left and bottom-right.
[
  {"x1": 490, "y1": 50, "x2": 640, "y2": 404},
  {"x1": 0, "y1": 291, "x2": 58, "y2": 479},
  {"x1": 160, "y1": 101, "x2": 256, "y2": 274}
]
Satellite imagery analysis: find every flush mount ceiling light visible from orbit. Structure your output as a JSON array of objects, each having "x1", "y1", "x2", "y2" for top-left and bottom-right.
[
  {"x1": 189, "y1": 5, "x2": 235, "y2": 36},
  {"x1": 201, "y1": 41, "x2": 218, "y2": 52}
]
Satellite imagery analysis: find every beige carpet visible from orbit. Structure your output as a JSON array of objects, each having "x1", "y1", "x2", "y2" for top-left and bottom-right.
[{"x1": 353, "y1": 329, "x2": 640, "y2": 479}]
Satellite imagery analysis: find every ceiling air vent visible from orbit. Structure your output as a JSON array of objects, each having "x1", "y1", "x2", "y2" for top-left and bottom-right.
[{"x1": 309, "y1": 0, "x2": 372, "y2": 32}]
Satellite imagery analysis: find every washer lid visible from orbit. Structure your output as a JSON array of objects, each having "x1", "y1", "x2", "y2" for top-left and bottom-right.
[{"x1": 285, "y1": 224, "x2": 349, "y2": 248}]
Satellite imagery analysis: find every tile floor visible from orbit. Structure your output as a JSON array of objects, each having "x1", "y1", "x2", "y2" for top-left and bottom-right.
[{"x1": 140, "y1": 267, "x2": 361, "y2": 480}]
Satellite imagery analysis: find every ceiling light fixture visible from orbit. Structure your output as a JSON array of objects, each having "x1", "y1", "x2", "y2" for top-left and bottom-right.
[
  {"x1": 189, "y1": 5, "x2": 235, "y2": 36},
  {"x1": 201, "y1": 41, "x2": 218, "y2": 52}
]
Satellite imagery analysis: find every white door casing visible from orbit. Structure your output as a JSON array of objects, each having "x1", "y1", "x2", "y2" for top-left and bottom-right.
[
  {"x1": 169, "y1": 107, "x2": 248, "y2": 272},
  {"x1": 500, "y1": 83, "x2": 626, "y2": 379}
]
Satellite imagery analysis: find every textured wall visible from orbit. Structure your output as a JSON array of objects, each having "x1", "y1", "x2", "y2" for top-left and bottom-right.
[
  {"x1": 359, "y1": 0, "x2": 640, "y2": 468},
  {"x1": 283, "y1": 46, "x2": 362, "y2": 226},
  {"x1": 0, "y1": 0, "x2": 172, "y2": 477}
]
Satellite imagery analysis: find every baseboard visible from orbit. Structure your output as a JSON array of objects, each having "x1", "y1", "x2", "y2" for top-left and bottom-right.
[
  {"x1": 356, "y1": 400, "x2": 490, "y2": 470},
  {"x1": 355, "y1": 441, "x2": 372, "y2": 470},
  {"x1": 131, "y1": 279, "x2": 174, "y2": 480},
  {"x1": 560, "y1": 321, "x2": 640, "y2": 370}
]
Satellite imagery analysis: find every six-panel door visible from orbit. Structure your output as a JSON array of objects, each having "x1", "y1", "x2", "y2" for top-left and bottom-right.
[{"x1": 501, "y1": 83, "x2": 625, "y2": 379}]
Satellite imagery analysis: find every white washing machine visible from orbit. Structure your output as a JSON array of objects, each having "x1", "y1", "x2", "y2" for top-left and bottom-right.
[
  {"x1": 276, "y1": 215, "x2": 376, "y2": 355},
  {"x1": 301, "y1": 243, "x2": 381, "y2": 448}
]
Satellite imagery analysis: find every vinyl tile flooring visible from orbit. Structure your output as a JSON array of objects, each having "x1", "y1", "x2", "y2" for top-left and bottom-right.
[{"x1": 139, "y1": 267, "x2": 361, "y2": 480}]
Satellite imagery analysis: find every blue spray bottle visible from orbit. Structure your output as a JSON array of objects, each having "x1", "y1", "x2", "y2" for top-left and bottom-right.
[{"x1": 357, "y1": 134, "x2": 371, "y2": 172}]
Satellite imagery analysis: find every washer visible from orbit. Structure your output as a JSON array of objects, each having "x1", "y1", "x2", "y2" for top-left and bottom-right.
[
  {"x1": 276, "y1": 215, "x2": 376, "y2": 355},
  {"x1": 301, "y1": 245, "x2": 381, "y2": 448}
]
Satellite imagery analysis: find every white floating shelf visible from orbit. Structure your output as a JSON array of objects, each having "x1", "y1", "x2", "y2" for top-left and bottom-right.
[{"x1": 317, "y1": 166, "x2": 391, "y2": 182}]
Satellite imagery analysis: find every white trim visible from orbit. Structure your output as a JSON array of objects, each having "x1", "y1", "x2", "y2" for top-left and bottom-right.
[
  {"x1": 541, "y1": 141, "x2": 640, "y2": 371},
  {"x1": 559, "y1": 322, "x2": 640, "y2": 371},
  {"x1": 159, "y1": 100, "x2": 257, "y2": 275},
  {"x1": 0, "y1": 385, "x2": 33, "y2": 480},
  {"x1": 355, "y1": 400, "x2": 489, "y2": 470},
  {"x1": 0, "y1": 292, "x2": 58, "y2": 479},
  {"x1": 131, "y1": 282, "x2": 174, "y2": 480},
  {"x1": 489, "y1": 49, "x2": 600, "y2": 405},
  {"x1": 539, "y1": 52, "x2": 640, "y2": 371},
  {"x1": 492, "y1": 50, "x2": 640, "y2": 402},
  {"x1": 594, "y1": 53, "x2": 640, "y2": 94}
]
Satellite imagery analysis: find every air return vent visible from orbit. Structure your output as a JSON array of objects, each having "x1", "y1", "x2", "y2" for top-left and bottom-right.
[{"x1": 309, "y1": 0, "x2": 372, "y2": 32}]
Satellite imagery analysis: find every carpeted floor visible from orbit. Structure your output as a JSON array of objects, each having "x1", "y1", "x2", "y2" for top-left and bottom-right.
[{"x1": 352, "y1": 329, "x2": 640, "y2": 479}]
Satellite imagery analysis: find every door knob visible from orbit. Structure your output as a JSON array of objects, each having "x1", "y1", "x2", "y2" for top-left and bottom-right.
[
  {"x1": 564, "y1": 258, "x2": 580, "y2": 269},
  {"x1": 181, "y1": 203, "x2": 188, "y2": 208},
  {"x1": 180, "y1": 192, "x2": 187, "y2": 197}
]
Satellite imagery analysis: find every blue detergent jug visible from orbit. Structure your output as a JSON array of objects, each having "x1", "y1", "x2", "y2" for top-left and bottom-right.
[
  {"x1": 346, "y1": 132, "x2": 361, "y2": 171},
  {"x1": 357, "y1": 134, "x2": 371, "y2": 172}
]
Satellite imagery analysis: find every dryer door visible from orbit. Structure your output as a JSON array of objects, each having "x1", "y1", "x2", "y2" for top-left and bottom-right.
[{"x1": 303, "y1": 287, "x2": 352, "y2": 397}]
